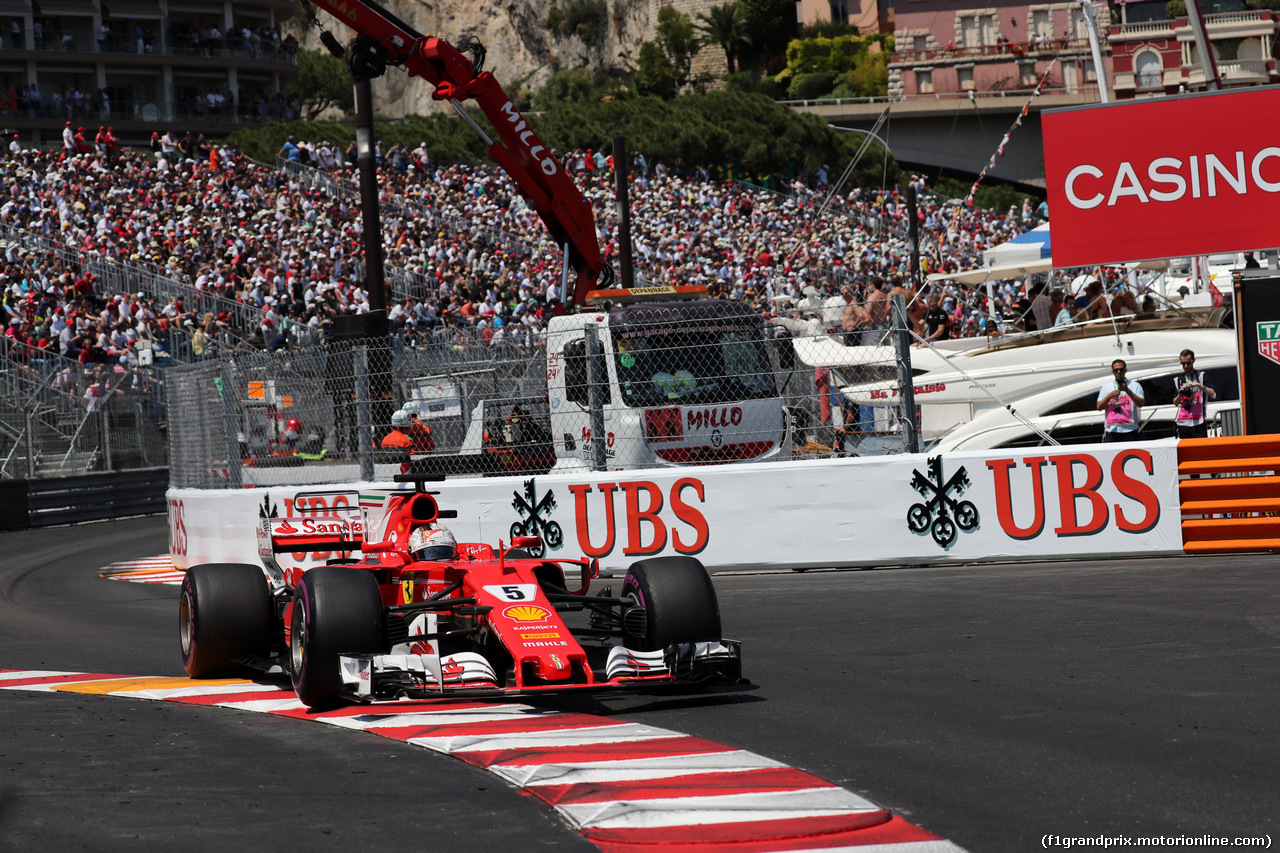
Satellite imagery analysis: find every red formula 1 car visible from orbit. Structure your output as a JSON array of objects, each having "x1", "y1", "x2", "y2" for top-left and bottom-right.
[{"x1": 179, "y1": 475, "x2": 741, "y2": 709}]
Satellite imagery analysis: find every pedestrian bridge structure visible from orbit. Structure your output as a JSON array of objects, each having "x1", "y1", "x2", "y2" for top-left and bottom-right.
[{"x1": 787, "y1": 91, "x2": 1103, "y2": 191}]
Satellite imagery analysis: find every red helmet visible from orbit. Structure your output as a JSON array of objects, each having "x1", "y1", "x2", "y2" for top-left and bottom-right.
[{"x1": 285, "y1": 417, "x2": 302, "y2": 434}]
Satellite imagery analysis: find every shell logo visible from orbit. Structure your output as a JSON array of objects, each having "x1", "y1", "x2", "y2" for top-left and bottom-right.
[{"x1": 504, "y1": 605, "x2": 550, "y2": 622}]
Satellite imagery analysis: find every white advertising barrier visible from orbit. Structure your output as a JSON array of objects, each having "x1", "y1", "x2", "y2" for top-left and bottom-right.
[{"x1": 167, "y1": 441, "x2": 1183, "y2": 574}]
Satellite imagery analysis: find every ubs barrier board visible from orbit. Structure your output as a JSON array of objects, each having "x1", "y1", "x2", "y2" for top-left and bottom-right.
[{"x1": 168, "y1": 443, "x2": 1183, "y2": 573}]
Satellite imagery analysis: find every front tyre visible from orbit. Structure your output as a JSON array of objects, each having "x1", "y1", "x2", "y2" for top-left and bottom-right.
[
  {"x1": 289, "y1": 567, "x2": 385, "y2": 710},
  {"x1": 180, "y1": 563, "x2": 272, "y2": 677},
  {"x1": 621, "y1": 556, "x2": 721, "y2": 652}
]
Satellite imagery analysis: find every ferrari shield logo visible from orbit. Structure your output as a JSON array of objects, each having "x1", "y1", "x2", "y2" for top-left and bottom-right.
[
  {"x1": 401, "y1": 580, "x2": 414, "y2": 603},
  {"x1": 1257, "y1": 321, "x2": 1280, "y2": 365}
]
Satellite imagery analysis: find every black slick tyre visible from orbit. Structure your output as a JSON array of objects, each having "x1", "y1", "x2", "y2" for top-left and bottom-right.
[
  {"x1": 621, "y1": 556, "x2": 721, "y2": 651},
  {"x1": 289, "y1": 566, "x2": 385, "y2": 709},
  {"x1": 180, "y1": 563, "x2": 272, "y2": 677}
]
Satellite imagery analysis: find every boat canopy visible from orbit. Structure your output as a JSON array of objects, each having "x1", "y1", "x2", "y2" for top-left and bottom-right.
[{"x1": 926, "y1": 258, "x2": 1054, "y2": 286}]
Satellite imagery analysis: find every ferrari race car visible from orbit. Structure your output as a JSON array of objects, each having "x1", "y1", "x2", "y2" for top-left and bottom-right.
[{"x1": 179, "y1": 474, "x2": 742, "y2": 709}]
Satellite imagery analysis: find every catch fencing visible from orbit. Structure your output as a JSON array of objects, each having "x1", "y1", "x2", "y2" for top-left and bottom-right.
[{"x1": 164, "y1": 311, "x2": 916, "y2": 490}]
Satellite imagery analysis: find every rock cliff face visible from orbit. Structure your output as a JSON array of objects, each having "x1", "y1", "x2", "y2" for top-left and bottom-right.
[{"x1": 298, "y1": 0, "x2": 654, "y2": 116}]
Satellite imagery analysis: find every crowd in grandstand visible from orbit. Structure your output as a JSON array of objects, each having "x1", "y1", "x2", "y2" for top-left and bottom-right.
[{"x1": 0, "y1": 126, "x2": 1060, "y2": 389}]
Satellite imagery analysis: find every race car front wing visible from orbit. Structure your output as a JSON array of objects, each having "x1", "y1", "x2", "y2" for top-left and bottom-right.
[{"x1": 337, "y1": 639, "x2": 742, "y2": 700}]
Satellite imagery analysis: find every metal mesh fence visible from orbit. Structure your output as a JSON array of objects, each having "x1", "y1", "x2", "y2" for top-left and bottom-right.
[{"x1": 165, "y1": 303, "x2": 916, "y2": 490}]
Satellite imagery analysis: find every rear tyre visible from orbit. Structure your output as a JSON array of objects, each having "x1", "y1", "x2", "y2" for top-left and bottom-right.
[
  {"x1": 621, "y1": 556, "x2": 721, "y2": 651},
  {"x1": 290, "y1": 567, "x2": 385, "y2": 709},
  {"x1": 180, "y1": 563, "x2": 272, "y2": 677}
]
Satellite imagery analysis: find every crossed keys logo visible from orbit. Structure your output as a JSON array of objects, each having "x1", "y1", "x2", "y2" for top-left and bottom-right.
[
  {"x1": 908, "y1": 455, "x2": 979, "y2": 548},
  {"x1": 509, "y1": 478, "x2": 563, "y2": 558},
  {"x1": 257, "y1": 494, "x2": 279, "y2": 519}
]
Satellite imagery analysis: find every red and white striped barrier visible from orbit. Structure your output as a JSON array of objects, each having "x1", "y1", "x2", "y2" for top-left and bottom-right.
[{"x1": 0, "y1": 670, "x2": 965, "y2": 852}]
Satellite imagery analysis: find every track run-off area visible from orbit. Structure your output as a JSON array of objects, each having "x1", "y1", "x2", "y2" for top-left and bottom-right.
[{"x1": 2, "y1": 515, "x2": 1278, "y2": 851}]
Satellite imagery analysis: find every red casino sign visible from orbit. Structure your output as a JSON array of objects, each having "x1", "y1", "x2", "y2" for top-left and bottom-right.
[{"x1": 1043, "y1": 86, "x2": 1280, "y2": 267}]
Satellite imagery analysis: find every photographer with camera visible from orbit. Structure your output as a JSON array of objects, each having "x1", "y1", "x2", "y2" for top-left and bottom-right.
[
  {"x1": 1172, "y1": 349, "x2": 1215, "y2": 438},
  {"x1": 1097, "y1": 359, "x2": 1146, "y2": 442}
]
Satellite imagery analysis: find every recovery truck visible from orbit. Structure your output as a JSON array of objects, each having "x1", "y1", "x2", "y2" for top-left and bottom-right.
[{"x1": 302, "y1": 0, "x2": 791, "y2": 470}]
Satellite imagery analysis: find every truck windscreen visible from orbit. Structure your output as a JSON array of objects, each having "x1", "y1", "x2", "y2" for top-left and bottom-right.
[{"x1": 614, "y1": 328, "x2": 775, "y2": 407}]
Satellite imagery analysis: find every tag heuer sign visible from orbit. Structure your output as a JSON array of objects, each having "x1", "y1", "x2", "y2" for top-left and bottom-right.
[{"x1": 1259, "y1": 321, "x2": 1280, "y2": 365}]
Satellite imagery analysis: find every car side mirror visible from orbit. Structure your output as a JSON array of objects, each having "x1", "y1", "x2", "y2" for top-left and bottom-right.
[
  {"x1": 511, "y1": 535, "x2": 542, "y2": 551},
  {"x1": 567, "y1": 556, "x2": 599, "y2": 595}
]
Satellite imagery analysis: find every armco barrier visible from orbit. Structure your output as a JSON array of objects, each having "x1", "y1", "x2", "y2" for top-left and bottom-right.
[
  {"x1": 0, "y1": 469, "x2": 169, "y2": 530},
  {"x1": 1178, "y1": 435, "x2": 1280, "y2": 553}
]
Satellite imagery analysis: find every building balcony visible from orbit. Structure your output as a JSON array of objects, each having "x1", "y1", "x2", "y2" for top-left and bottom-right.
[
  {"x1": 890, "y1": 37, "x2": 1094, "y2": 69},
  {"x1": 0, "y1": 36, "x2": 298, "y2": 68},
  {"x1": 1203, "y1": 9, "x2": 1276, "y2": 37},
  {"x1": 1113, "y1": 20, "x2": 1177, "y2": 39},
  {"x1": 0, "y1": 100, "x2": 290, "y2": 126},
  {"x1": 1186, "y1": 57, "x2": 1275, "y2": 87},
  {"x1": 1111, "y1": 9, "x2": 1276, "y2": 44}
]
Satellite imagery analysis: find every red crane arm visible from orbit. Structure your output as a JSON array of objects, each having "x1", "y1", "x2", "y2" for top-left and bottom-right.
[{"x1": 305, "y1": 0, "x2": 606, "y2": 309}]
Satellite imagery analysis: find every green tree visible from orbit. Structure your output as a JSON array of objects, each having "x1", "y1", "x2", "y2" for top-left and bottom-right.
[
  {"x1": 694, "y1": 3, "x2": 753, "y2": 74},
  {"x1": 832, "y1": 53, "x2": 889, "y2": 98},
  {"x1": 738, "y1": 0, "x2": 797, "y2": 66},
  {"x1": 532, "y1": 67, "x2": 597, "y2": 110},
  {"x1": 548, "y1": 0, "x2": 608, "y2": 45},
  {"x1": 288, "y1": 49, "x2": 355, "y2": 121},
  {"x1": 634, "y1": 40, "x2": 678, "y2": 99},
  {"x1": 656, "y1": 5, "x2": 699, "y2": 90}
]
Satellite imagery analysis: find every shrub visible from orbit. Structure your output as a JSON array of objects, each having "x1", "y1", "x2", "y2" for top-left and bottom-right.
[{"x1": 790, "y1": 72, "x2": 836, "y2": 100}]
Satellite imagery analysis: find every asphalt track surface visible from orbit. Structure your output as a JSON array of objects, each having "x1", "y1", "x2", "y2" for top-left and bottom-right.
[{"x1": 2, "y1": 516, "x2": 1278, "y2": 851}]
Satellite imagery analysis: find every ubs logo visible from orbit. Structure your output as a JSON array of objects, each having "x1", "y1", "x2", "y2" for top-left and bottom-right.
[{"x1": 907, "y1": 455, "x2": 979, "y2": 549}]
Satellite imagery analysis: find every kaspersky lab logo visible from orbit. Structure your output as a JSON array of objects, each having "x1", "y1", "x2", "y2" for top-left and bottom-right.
[
  {"x1": 908, "y1": 455, "x2": 979, "y2": 549},
  {"x1": 1257, "y1": 321, "x2": 1280, "y2": 365}
]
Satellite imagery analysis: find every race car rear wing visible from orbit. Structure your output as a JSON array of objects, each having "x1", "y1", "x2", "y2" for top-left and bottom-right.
[{"x1": 256, "y1": 516, "x2": 366, "y2": 557}]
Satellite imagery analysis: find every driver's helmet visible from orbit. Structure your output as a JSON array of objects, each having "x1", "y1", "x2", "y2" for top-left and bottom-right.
[
  {"x1": 285, "y1": 417, "x2": 302, "y2": 438},
  {"x1": 390, "y1": 410, "x2": 408, "y2": 427},
  {"x1": 407, "y1": 525, "x2": 456, "y2": 562}
]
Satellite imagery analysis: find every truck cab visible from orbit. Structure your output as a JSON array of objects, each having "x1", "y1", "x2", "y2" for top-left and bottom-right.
[{"x1": 546, "y1": 300, "x2": 789, "y2": 471}]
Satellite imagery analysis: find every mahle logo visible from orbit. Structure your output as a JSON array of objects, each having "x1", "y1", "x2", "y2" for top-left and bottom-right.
[{"x1": 1258, "y1": 321, "x2": 1280, "y2": 365}]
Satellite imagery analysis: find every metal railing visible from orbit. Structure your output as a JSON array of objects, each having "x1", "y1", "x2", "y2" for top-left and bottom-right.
[
  {"x1": 0, "y1": 226, "x2": 263, "y2": 337},
  {"x1": 7, "y1": 28, "x2": 298, "y2": 63},
  {"x1": 890, "y1": 37, "x2": 1097, "y2": 65},
  {"x1": 0, "y1": 342, "x2": 169, "y2": 480}
]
